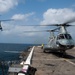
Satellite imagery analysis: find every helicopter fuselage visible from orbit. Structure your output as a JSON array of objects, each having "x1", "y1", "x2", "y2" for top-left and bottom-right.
[
  {"x1": 43, "y1": 26, "x2": 74, "y2": 53},
  {"x1": 43, "y1": 37, "x2": 74, "y2": 52}
]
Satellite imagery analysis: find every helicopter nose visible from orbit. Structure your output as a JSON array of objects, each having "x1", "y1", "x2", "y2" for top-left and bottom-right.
[
  {"x1": 57, "y1": 40, "x2": 74, "y2": 49},
  {"x1": 63, "y1": 40, "x2": 74, "y2": 45}
]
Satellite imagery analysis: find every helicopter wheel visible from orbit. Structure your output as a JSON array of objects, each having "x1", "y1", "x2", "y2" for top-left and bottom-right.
[
  {"x1": 43, "y1": 49, "x2": 50, "y2": 53},
  {"x1": 60, "y1": 50, "x2": 66, "y2": 57},
  {"x1": 43, "y1": 49, "x2": 46, "y2": 53}
]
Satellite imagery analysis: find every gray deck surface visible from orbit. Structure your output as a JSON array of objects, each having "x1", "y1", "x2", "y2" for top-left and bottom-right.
[{"x1": 31, "y1": 46, "x2": 75, "y2": 75}]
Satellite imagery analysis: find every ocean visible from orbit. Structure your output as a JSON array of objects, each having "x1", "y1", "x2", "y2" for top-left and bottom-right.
[{"x1": 0, "y1": 43, "x2": 35, "y2": 75}]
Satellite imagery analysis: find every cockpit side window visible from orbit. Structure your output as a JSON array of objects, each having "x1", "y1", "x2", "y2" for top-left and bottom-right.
[
  {"x1": 57, "y1": 34, "x2": 72, "y2": 40},
  {"x1": 57, "y1": 34, "x2": 65, "y2": 39},
  {"x1": 65, "y1": 34, "x2": 72, "y2": 39}
]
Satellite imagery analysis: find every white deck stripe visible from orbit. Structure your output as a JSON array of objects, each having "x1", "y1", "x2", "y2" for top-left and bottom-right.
[
  {"x1": 18, "y1": 46, "x2": 35, "y2": 75},
  {"x1": 20, "y1": 46, "x2": 35, "y2": 65},
  {"x1": 64, "y1": 59, "x2": 75, "y2": 66},
  {"x1": 24, "y1": 46, "x2": 35, "y2": 65}
]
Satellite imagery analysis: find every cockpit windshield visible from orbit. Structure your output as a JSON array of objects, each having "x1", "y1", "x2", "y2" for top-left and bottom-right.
[
  {"x1": 57, "y1": 34, "x2": 72, "y2": 40},
  {"x1": 65, "y1": 34, "x2": 72, "y2": 39}
]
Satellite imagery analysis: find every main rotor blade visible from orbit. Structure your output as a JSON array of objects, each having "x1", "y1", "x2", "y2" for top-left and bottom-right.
[
  {"x1": 17, "y1": 24, "x2": 58, "y2": 26},
  {"x1": 24, "y1": 30, "x2": 47, "y2": 32},
  {"x1": 23, "y1": 17, "x2": 75, "y2": 27},
  {"x1": 18, "y1": 25, "x2": 51, "y2": 26},
  {"x1": 19, "y1": 24, "x2": 74, "y2": 27},
  {"x1": 63, "y1": 17, "x2": 75, "y2": 24},
  {"x1": 0, "y1": 19, "x2": 14, "y2": 31},
  {"x1": 23, "y1": 30, "x2": 58, "y2": 33},
  {"x1": 0, "y1": 19, "x2": 14, "y2": 21}
]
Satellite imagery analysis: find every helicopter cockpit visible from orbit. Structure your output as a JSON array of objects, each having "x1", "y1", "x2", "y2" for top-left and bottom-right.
[{"x1": 57, "y1": 34, "x2": 72, "y2": 40}]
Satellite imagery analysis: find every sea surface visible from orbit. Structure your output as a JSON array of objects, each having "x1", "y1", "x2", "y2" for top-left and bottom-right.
[{"x1": 0, "y1": 43, "x2": 35, "y2": 75}]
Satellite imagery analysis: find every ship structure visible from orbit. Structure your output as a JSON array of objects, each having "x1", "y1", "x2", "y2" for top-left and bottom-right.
[{"x1": 8, "y1": 46, "x2": 75, "y2": 75}]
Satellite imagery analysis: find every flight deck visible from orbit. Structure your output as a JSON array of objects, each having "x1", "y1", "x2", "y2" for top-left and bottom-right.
[
  {"x1": 31, "y1": 46, "x2": 75, "y2": 75},
  {"x1": 8, "y1": 46, "x2": 75, "y2": 75}
]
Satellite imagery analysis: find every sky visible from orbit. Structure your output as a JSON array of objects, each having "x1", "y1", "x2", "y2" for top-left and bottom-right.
[{"x1": 0, "y1": 0, "x2": 75, "y2": 44}]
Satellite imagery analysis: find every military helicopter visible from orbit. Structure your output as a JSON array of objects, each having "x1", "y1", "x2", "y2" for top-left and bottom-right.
[
  {"x1": 43, "y1": 24, "x2": 74, "y2": 53},
  {"x1": 0, "y1": 18, "x2": 75, "y2": 54},
  {"x1": 0, "y1": 19, "x2": 14, "y2": 31},
  {"x1": 23, "y1": 18, "x2": 75, "y2": 54}
]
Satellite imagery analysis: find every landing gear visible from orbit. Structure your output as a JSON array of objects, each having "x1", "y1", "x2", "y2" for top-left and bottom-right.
[
  {"x1": 43, "y1": 49, "x2": 52, "y2": 53},
  {"x1": 60, "y1": 50, "x2": 66, "y2": 57},
  {"x1": 43, "y1": 49, "x2": 46, "y2": 53},
  {"x1": 43, "y1": 49, "x2": 50, "y2": 53}
]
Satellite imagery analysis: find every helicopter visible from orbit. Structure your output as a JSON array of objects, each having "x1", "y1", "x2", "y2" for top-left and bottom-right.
[
  {"x1": 22, "y1": 18, "x2": 75, "y2": 54},
  {"x1": 0, "y1": 19, "x2": 14, "y2": 31},
  {"x1": 0, "y1": 18, "x2": 75, "y2": 54},
  {"x1": 43, "y1": 24, "x2": 74, "y2": 53}
]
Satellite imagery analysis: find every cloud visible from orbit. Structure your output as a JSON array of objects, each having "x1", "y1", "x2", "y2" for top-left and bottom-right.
[
  {"x1": 0, "y1": 0, "x2": 18, "y2": 13},
  {"x1": 2, "y1": 8, "x2": 75, "y2": 44},
  {"x1": 1, "y1": 21, "x2": 49, "y2": 43},
  {"x1": 0, "y1": 12, "x2": 36, "y2": 37},
  {"x1": 40, "y1": 8, "x2": 75, "y2": 43},
  {"x1": 41, "y1": 8, "x2": 75, "y2": 25},
  {"x1": 11, "y1": 12, "x2": 35, "y2": 21},
  {"x1": 1, "y1": 22, "x2": 40, "y2": 36}
]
